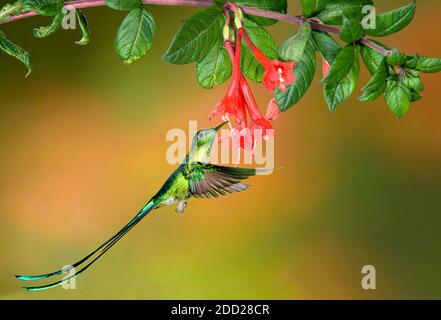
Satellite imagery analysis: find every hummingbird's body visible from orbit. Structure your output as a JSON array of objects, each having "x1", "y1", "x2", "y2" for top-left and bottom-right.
[{"x1": 16, "y1": 122, "x2": 260, "y2": 291}]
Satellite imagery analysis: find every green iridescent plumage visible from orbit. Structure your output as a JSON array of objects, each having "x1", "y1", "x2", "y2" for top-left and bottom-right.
[{"x1": 15, "y1": 122, "x2": 260, "y2": 291}]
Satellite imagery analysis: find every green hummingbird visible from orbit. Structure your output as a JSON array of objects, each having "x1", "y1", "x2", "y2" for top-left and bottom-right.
[{"x1": 16, "y1": 121, "x2": 263, "y2": 291}]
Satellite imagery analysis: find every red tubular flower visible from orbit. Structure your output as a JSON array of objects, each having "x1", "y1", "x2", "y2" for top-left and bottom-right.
[
  {"x1": 266, "y1": 98, "x2": 281, "y2": 121},
  {"x1": 209, "y1": 86, "x2": 239, "y2": 122},
  {"x1": 211, "y1": 13, "x2": 282, "y2": 154},
  {"x1": 263, "y1": 60, "x2": 296, "y2": 92},
  {"x1": 240, "y1": 75, "x2": 274, "y2": 142},
  {"x1": 210, "y1": 40, "x2": 247, "y2": 128},
  {"x1": 322, "y1": 58, "x2": 331, "y2": 77},
  {"x1": 250, "y1": 118, "x2": 274, "y2": 144},
  {"x1": 230, "y1": 127, "x2": 253, "y2": 152},
  {"x1": 238, "y1": 28, "x2": 296, "y2": 93}
]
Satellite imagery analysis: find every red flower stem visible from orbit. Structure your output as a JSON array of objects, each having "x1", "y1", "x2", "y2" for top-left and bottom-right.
[
  {"x1": 224, "y1": 31, "x2": 242, "y2": 92},
  {"x1": 233, "y1": 36, "x2": 242, "y2": 76},
  {"x1": 0, "y1": 0, "x2": 391, "y2": 56},
  {"x1": 240, "y1": 77, "x2": 264, "y2": 122},
  {"x1": 223, "y1": 40, "x2": 240, "y2": 99},
  {"x1": 223, "y1": 8, "x2": 230, "y2": 27},
  {"x1": 224, "y1": 40, "x2": 235, "y2": 60},
  {"x1": 237, "y1": 28, "x2": 269, "y2": 65},
  {"x1": 225, "y1": 41, "x2": 242, "y2": 94},
  {"x1": 234, "y1": 30, "x2": 262, "y2": 122},
  {"x1": 224, "y1": 2, "x2": 240, "y2": 14}
]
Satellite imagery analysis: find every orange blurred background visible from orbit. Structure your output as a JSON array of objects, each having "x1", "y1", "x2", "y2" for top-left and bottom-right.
[{"x1": 0, "y1": 0, "x2": 440, "y2": 299}]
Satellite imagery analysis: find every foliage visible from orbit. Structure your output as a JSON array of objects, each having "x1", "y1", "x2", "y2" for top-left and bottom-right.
[{"x1": 0, "y1": 0, "x2": 440, "y2": 118}]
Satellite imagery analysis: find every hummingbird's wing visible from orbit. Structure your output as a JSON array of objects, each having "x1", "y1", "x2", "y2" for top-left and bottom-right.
[{"x1": 186, "y1": 162, "x2": 258, "y2": 199}]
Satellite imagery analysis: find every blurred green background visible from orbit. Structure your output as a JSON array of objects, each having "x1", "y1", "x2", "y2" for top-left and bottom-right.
[{"x1": 0, "y1": 0, "x2": 440, "y2": 299}]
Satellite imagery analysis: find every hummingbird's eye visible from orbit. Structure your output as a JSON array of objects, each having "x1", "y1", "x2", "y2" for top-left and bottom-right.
[{"x1": 198, "y1": 132, "x2": 205, "y2": 140}]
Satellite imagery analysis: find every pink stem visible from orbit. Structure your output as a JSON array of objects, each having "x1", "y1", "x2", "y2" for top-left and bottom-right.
[
  {"x1": 224, "y1": 40, "x2": 235, "y2": 60},
  {"x1": 2, "y1": 11, "x2": 37, "y2": 23},
  {"x1": 359, "y1": 38, "x2": 392, "y2": 56},
  {"x1": 1, "y1": 0, "x2": 214, "y2": 24},
  {"x1": 223, "y1": 7, "x2": 230, "y2": 28},
  {"x1": 305, "y1": 19, "x2": 392, "y2": 56},
  {"x1": 0, "y1": 0, "x2": 391, "y2": 56}
]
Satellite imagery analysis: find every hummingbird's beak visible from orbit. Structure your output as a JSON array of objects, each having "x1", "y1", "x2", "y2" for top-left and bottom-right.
[{"x1": 214, "y1": 121, "x2": 229, "y2": 132}]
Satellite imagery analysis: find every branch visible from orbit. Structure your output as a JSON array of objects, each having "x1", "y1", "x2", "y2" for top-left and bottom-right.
[
  {"x1": 359, "y1": 37, "x2": 391, "y2": 56},
  {"x1": 0, "y1": 0, "x2": 390, "y2": 56}
]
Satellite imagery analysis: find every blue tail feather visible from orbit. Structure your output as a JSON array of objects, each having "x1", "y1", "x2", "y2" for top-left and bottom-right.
[{"x1": 15, "y1": 200, "x2": 157, "y2": 291}]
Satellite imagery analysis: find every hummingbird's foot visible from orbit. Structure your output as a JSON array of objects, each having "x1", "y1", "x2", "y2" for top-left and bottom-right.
[{"x1": 176, "y1": 200, "x2": 187, "y2": 214}]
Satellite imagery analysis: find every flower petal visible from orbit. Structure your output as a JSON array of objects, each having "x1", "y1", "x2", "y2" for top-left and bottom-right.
[{"x1": 266, "y1": 98, "x2": 281, "y2": 121}]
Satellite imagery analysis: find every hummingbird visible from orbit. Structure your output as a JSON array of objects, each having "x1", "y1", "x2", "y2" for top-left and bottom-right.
[{"x1": 15, "y1": 121, "x2": 263, "y2": 291}]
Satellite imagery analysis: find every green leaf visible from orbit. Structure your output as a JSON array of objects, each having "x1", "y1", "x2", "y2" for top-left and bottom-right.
[
  {"x1": 240, "y1": 18, "x2": 278, "y2": 82},
  {"x1": 366, "y1": 1, "x2": 416, "y2": 37},
  {"x1": 300, "y1": 0, "x2": 328, "y2": 18},
  {"x1": 339, "y1": 16, "x2": 364, "y2": 42},
  {"x1": 407, "y1": 55, "x2": 441, "y2": 73},
  {"x1": 409, "y1": 88, "x2": 422, "y2": 102},
  {"x1": 274, "y1": 38, "x2": 316, "y2": 111},
  {"x1": 196, "y1": 39, "x2": 232, "y2": 89},
  {"x1": 216, "y1": 0, "x2": 287, "y2": 26},
  {"x1": 241, "y1": 0, "x2": 287, "y2": 26},
  {"x1": 403, "y1": 74, "x2": 424, "y2": 92},
  {"x1": 361, "y1": 40, "x2": 389, "y2": 74},
  {"x1": 318, "y1": 0, "x2": 373, "y2": 25},
  {"x1": 75, "y1": 9, "x2": 90, "y2": 46},
  {"x1": 0, "y1": 3, "x2": 24, "y2": 23},
  {"x1": 406, "y1": 68, "x2": 419, "y2": 77},
  {"x1": 387, "y1": 47, "x2": 406, "y2": 66},
  {"x1": 115, "y1": 8, "x2": 155, "y2": 65},
  {"x1": 405, "y1": 54, "x2": 418, "y2": 68},
  {"x1": 359, "y1": 57, "x2": 388, "y2": 102},
  {"x1": 322, "y1": 44, "x2": 356, "y2": 85},
  {"x1": 163, "y1": 6, "x2": 224, "y2": 64},
  {"x1": 311, "y1": 30, "x2": 340, "y2": 63},
  {"x1": 23, "y1": 0, "x2": 64, "y2": 16},
  {"x1": 278, "y1": 22, "x2": 312, "y2": 62},
  {"x1": 384, "y1": 80, "x2": 411, "y2": 118},
  {"x1": 324, "y1": 53, "x2": 359, "y2": 111},
  {"x1": 0, "y1": 31, "x2": 32, "y2": 77},
  {"x1": 105, "y1": 0, "x2": 141, "y2": 11},
  {"x1": 33, "y1": 12, "x2": 63, "y2": 38}
]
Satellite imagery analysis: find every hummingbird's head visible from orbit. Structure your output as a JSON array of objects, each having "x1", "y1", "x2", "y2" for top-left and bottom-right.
[{"x1": 189, "y1": 121, "x2": 228, "y2": 163}]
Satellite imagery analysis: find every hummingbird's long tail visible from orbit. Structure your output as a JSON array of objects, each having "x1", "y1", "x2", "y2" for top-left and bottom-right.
[{"x1": 15, "y1": 199, "x2": 158, "y2": 291}]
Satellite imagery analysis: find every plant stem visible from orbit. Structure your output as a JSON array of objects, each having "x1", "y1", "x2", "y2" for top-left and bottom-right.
[
  {"x1": 359, "y1": 38, "x2": 391, "y2": 56},
  {"x1": 0, "y1": 0, "x2": 391, "y2": 56},
  {"x1": 0, "y1": 2, "x2": 23, "y2": 22}
]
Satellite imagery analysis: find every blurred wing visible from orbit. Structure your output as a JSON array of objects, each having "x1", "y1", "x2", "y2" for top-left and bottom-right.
[{"x1": 186, "y1": 163, "x2": 258, "y2": 199}]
